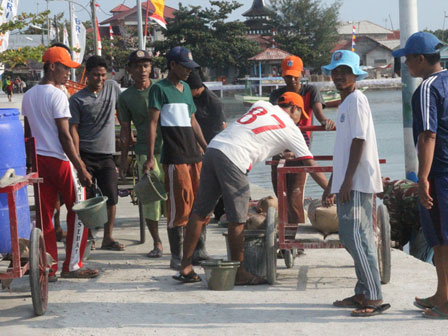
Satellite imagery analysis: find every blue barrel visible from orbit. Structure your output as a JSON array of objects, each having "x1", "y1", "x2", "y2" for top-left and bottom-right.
[{"x1": 0, "y1": 108, "x2": 31, "y2": 254}]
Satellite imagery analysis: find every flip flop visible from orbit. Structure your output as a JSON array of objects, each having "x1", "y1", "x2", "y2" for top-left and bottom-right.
[
  {"x1": 172, "y1": 271, "x2": 201, "y2": 283},
  {"x1": 414, "y1": 297, "x2": 434, "y2": 310},
  {"x1": 422, "y1": 307, "x2": 448, "y2": 319},
  {"x1": 100, "y1": 241, "x2": 125, "y2": 251},
  {"x1": 333, "y1": 296, "x2": 363, "y2": 308},
  {"x1": 351, "y1": 303, "x2": 391, "y2": 317},
  {"x1": 147, "y1": 247, "x2": 163, "y2": 258}
]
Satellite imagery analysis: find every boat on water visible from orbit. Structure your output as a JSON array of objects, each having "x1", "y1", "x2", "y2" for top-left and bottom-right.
[{"x1": 235, "y1": 87, "x2": 368, "y2": 108}]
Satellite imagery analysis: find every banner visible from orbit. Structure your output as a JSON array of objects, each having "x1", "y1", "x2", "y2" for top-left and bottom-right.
[
  {"x1": 95, "y1": 18, "x2": 101, "y2": 56},
  {"x1": 150, "y1": 0, "x2": 167, "y2": 29},
  {"x1": 72, "y1": 15, "x2": 85, "y2": 64},
  {"x1": 49, "y1": 19, "x2": 57, "y2": 41},
  {"x1": 352, "y1": 25, "x2": 356, "y2": 52},
  {"x1": 63, "y1": 23, "x2": 69, "y2": 46},
  {"x1": 0, "y1": 0, "x2": 19, "y2": 52}
]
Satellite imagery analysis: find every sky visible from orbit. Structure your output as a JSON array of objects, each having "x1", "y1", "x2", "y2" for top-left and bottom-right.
[{"x1": 17, "y1": 0, "x2": 448, "y2": 32}]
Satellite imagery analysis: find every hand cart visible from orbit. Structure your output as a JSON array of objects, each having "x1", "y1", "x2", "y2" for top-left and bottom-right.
[
  {"x1": 264, "y1": 126, "x2": 391, "y2": 285},
  {"x1": 0, "y1": 137, "x2": 47, "y2": 315}
]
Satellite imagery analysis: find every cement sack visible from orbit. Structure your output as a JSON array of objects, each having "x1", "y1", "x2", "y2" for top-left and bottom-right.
[
  {"x1": 257, "y1": 195, "x2": 278, "y2": 214},
  {"x1": 307, "y1": 199, "x2": 338, "y2": 235}
]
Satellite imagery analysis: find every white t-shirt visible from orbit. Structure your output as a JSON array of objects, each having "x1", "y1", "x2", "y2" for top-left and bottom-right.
[
  {"x1": 22, "y1": 84, "x2": 71, "y2": 161},
  {"x1": 209, "y1": 100, "x2": 313, "y2": 173},
  {"x1": 331, "y1": 90, "x2": 383, "y2": 194}
]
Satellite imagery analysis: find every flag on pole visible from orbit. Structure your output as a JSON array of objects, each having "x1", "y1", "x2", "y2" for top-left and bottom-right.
[
  {"x1": 0, "y1": 0, "x2": 19, "y2": 52},
  {"x1": 72, "y1": 16, "x2": 86, "y2": 64},
  {"x1": 150, "y1": 0, "x2": 167, "y2": 29},
  {"x1": 95, "y1": 18, "x2": 102, "y2": 56},
  {"x1": 109, "y1": 25, "x2": 114, "y2": 40},
  {"x1": 63, "y1": 24, "x2": 69, "y2": 46},
  {"x1": 49, "y1": 19, "x2": 57, "y2": 40},
  {"x1": 351, "y1": 25, "x2": 356, "y2": 52}
]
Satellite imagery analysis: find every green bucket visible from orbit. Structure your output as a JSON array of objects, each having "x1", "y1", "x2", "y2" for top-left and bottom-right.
[
  {"x1": 201, "y1": 259, "x2": 240, "y2": 291},
  {"x1": 134, "y1": 172, "x2": 167, "y2": 204},
  {"x1": 72, "y1": 196, "x2": 108, "y2": 229}
]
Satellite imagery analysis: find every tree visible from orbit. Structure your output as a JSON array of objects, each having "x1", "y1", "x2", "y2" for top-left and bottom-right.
[
  {"x1": 427, "y1": 29, "x2": 448, "y2": 43},
  {"x1": 269, "y1": 0, "x2": 341, "y2": 72},
  {"x1": 0, "y1": 10, "x2": 50, "y2": 67},
  {"x1": 151, "y1": 0, "x2": 259, "y2": 78}
]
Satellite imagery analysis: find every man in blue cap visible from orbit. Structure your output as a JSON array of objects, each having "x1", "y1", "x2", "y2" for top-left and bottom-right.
[
  {"x1": 142, "y1": 46, "x2": 207, "y2": 270},
  {"x1": 393, "y1": 31, "x2": 448, "y2": 319},
  {"x1": 321, "y1": 50, "x2": 390, "y2": 317}
]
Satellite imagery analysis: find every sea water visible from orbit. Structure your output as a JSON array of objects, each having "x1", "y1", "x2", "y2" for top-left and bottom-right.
[{"x1": 223, "y1": 89, "x2": 405, "y2": 199}]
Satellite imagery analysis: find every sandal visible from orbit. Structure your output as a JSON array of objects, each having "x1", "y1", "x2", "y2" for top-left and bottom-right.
[
  {"x1": 351, "y1": 303, "x2": 391, "y2": 317},
  {"x1": 422, "y1": 307, "x2": 448, "y2": 319},
  {"x1": 60, "y1": 268, "x2": 99, "y2": 279},
  {"x1": 147, "y1": 247, "x2": 163, "y2": 258},
  {"x1": 100, "y1": 241, "x2": 125, "y2": 251},
  {"x1": 333, "y1": 295, "x2": 364, "y2": 308},
  {"x1": 172, "y1": 271, "x2": 201, "y2": 283},
  {"x1": 414, "y1": 297, "x2": 434, "y2": 310}
]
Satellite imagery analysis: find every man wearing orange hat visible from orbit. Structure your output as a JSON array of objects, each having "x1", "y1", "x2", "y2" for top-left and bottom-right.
[
  {"x1": 173, "y1": 92, "x2": 332, "y2": 284},
  {"x1": 270, "y1": 55, "x2": 335, "y2": 227},
  {"x1": 22, "y1": 46, "x2": 98, "y2": 280}
]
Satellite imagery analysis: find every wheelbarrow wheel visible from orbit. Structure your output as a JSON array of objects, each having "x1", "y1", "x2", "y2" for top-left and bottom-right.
[
  {"x1": 284, "y1": 249, "x2": 297, "y2": 268},
  {"x1": 377, "y1": 204, "x2": 391, "y2": 284},
  {"x1": 29, "y1": 228, "x2": 48, "y2": 316},
  {"x1": 265, "y1": 207, "x2": 277, "y2": 285}
]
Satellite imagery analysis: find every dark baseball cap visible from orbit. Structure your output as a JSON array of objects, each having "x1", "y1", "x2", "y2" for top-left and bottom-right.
[
  {"x1": 128, "y1": 50, "x2": 152, "y2": 65},
  {"x1": 392, "y1": 32, "x2": 444, "y2": 58},
  {"x1": 166, "y1": 46, "x2": 199, "y2": 69}
]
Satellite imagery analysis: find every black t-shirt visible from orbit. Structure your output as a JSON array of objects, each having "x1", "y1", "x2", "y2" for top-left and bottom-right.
[{"x1": 193, "y1": 87, "x2": 226, "y2": 144}]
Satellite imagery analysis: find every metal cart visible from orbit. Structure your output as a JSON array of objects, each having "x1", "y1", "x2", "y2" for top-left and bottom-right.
[
  {"x1": 0, "y1": 138, "x2": 47, "y2": 315},
  {"x1": 264, "y1": 126, "x2": 391, "y2": 285}
]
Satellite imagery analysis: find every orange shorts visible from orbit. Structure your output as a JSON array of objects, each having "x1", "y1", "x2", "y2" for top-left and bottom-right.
[{"x1": 163, "y1": 162, "x2": 202, "y2": 228}]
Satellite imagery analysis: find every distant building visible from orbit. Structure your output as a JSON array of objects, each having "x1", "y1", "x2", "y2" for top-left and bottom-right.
[
  {"x1": 334, "y1": 21, "x2": 399, "y2": 78},
  {"x1": 242, "y1": 0, "x2": 275, "y2": 52},
  {"x1": 99, "y1": 1, "x2": 176, "y2": 44},
  {"x1": 248, "y1": 47, "x2": 291, "y2": 77},
  {"x1": 441, "y1": 46, "x2": 448, "y2": 69}
]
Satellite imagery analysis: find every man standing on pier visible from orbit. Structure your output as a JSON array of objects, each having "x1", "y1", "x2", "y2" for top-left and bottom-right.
[
  {"x1": 321, "y1": 50, "x2": 389, "y2": 317},
  {"x1": 393, "y1": 32, "x2": 448, "y2": 319}
]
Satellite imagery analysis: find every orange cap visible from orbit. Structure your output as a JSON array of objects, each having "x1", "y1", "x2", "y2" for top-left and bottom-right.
[
  {"x1": 278, "y1": 92, "x2": 309, "y2": 119},
  {"x1": 281, "y1": 55, "x2": 303, "y2": 77},
  {"x1": 42, "y1": 46, "x2": 80, "y2": 68}
]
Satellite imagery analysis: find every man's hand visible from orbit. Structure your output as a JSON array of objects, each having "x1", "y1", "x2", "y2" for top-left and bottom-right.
[
  {"x1": 322, "y1": 188, "x2": 335, "y2": 207},
  {"x1": 142, "y1": 158, "x2": 154, "y2": 175},
  {"x1": 323, "y1": 119, "x2": 335, "y2": 131},
  {"x1": 78, "y1": 168, "x2": 93, "y2": 187},
  {"x1": 418, "y1": 178, "x2": 433, "y2": 209},
  {"x1": 339, "y1": 178, "x2": 352, "y2": 203},
  {"x1": 281, "y1": 150, "x2": 295, "y2": 160}
]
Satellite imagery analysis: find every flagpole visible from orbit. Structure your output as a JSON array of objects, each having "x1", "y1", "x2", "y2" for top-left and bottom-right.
[
  {"x1": 69, "y1": 0, "x2": 76, "y2": 80},
  {"x1": 91, "y1": 0, "x2": 98, "y2": 55},
  {"x1": 137, "y1": 0, "x2": 144, "y2": 49}
]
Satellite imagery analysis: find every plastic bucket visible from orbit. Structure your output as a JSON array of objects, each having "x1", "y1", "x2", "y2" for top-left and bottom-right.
[
  {"x1": 223, "y1": 230, "x2": 266, "y2": 278},
  {"x1": 0, "y1": 108, "x2": 31, "y2": 254},
  {"x1": 72, "y1": 196, "x2": 108, "y2": 229},
  {"x1": 134, "y1": 172, "x2": 167, "y2": 204},
  {"x1": 201, "y1": 259, "x2": 240, "y2": 291}
]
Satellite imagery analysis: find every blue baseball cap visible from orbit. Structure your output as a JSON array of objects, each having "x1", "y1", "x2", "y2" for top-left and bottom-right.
[
  {"x1": 392, "y1": 32, "x2": 443, "y2": 58},
  {"x1": 166, "y1": 46, "x2": 200, "y2": 69},
  {"x1": 322, "y1": 50, "x2": 367, "y2": 81}
]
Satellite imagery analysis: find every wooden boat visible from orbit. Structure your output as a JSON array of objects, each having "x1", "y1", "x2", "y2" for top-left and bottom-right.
[{"x1": 235, "y1": 87, "x2": 368, "y2": 108}]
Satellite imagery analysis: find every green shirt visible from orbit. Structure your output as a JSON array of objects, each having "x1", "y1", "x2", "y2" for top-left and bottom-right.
[{"x1": 118, "y1": 84, "x2": 163, "y2": 155}]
